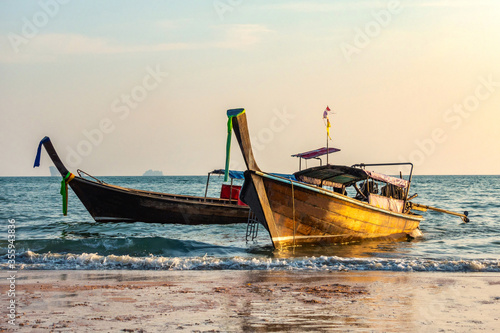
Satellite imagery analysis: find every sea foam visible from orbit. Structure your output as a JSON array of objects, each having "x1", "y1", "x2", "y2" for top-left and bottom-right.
[{"x1": 4, "y1": 251, "x2": 499, "y2": 272}]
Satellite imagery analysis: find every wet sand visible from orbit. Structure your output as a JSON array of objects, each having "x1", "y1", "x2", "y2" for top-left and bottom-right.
[{"x1": 1, "y1": 270, "x2": 499, "y2": 332}]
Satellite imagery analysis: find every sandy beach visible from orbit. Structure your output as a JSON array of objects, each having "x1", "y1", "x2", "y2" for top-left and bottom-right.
[{"x1": 1, "y1": 270, "x2": 498, "y2": 332}]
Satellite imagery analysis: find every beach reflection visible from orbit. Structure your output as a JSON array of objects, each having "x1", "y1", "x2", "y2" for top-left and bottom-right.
[
  {"x1": 270, "y1": 237, "x2": 417, "y2": 259},
  {"x1": 235, "y1": 270, "x2": 415, "y2": 332},
  {"x1": 13, "y1": 270, "x2": 499, "y2": 332}
]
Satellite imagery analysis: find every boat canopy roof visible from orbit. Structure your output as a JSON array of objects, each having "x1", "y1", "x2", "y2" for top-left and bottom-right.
[
  {"x1": 364, "y1": 170, "x2": 408, "y2": 188},
  {"x1": 211, "y1": 169, "x2": 296, "y2": 181},
  {"x1": 211, "y1": 169, "x2": 245, "y2": 180},
  {"x1": 293, "y1": 165, "x2": 409, "y2": 188},
  {"x1": 291, "y1": 147, "x2": 341, "y2": 160}
]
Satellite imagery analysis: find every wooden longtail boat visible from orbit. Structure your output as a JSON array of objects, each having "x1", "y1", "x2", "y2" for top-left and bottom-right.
[
  {"x1": 228, "y1": 108, "x2": 431, "y2": 249},
  {"x1": 33, "y1": 137, "x2": 249, "y2": 224}
]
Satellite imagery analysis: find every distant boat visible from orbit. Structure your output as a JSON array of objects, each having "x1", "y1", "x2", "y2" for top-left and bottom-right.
[
  {"x1": 143, "y1": 169, "x2": 163, "y2": 176},
  {"x1": 227, "y1": 109, "x2": 469, "y2": 249},
  {"x1": 33, "y1": 137, "x2": 249, "y2": 225}
]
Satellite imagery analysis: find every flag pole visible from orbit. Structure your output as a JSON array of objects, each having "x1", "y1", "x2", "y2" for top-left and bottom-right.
[
  {"x1": 326, "y1": 129, "x2": 329, "y2": 165},
  {"x1": 323, "y1": 105, "x2": 332, "y2": 165}
]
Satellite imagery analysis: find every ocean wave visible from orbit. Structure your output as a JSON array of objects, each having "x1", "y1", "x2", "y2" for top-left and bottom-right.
[
  {"x1": 3, "y1": 251, "x2": 500, "y2": 272},
  {"x1": 0, "y1": 237, "x2": 243, "y2": 257}
]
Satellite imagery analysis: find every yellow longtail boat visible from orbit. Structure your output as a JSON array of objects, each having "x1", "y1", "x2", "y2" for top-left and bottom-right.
[{"x1": 227, "y1": 108, "x2": 468, "y2": 250}]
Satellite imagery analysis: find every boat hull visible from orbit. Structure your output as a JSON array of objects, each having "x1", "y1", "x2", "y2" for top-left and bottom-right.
[
  {"x1": 241, "y1": 171, "x2": 423, "y2": 249},
  {"x1": 35, "y1": 136, "x2": 250, "y2": 225},
  {"x1": 69, "y1": 177, "x2": 249, "y2": 224}
]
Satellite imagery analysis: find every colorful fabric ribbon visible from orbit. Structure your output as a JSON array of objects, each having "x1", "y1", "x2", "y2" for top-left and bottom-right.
[
  {"x1": 33, "y1": 136, "x2": 74, "y2": 216},
  {"x1": 224, "y1": 108, "x2": 246, "y2": 181},
  {"x1": 60, "y1": 172, "x2": 75, "y2": 216},
  {"x1": 326, "y1": 118, "x2": 332, "y2": 140},
  {"x1": 33, "y1": 136, "x2": 50, "y2": 168}
]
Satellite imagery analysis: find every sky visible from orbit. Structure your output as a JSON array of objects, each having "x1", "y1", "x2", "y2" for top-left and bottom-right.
[{"x1": 1, "y1": 0, "x2": 499, "y2": 176}]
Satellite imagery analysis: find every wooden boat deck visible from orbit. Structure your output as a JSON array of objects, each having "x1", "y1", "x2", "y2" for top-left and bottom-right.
[{"x1": 99, "y1": 180, "x2": 241, "y2": 206}]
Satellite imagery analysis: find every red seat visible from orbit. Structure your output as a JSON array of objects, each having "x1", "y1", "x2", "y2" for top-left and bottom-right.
[{"x1": 220, "y1": 184, "x2": 247, "y2": 206}]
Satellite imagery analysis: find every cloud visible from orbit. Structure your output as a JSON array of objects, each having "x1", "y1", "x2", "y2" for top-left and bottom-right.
[
  {"x1": 214, "y1": 24, "x2": 273, "y2": 49},
  {"x1": 410, "y1": 0, "x2": 495, "y2": 8},
  {"x1": 262, "y1": 0, "x2": 496, "y2": 12},
  {"x1": 155, "y1": 18, "x2": 194, "y2": 30},
  {"x1": 261, "y1": 1, "x2": 407, "y2": 12},
  {"x1": 0, "y1": 24, "x2": 272, "y2": 63}
]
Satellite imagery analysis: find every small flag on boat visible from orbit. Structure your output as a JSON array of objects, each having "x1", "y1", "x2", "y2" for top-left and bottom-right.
[
  {"x1": 322, "y1": 105, "x2": 331, "y2": 119},
  {"x1": 326, "y1": 118, "x2": 332, "y2": 140},
  {"x1": 323, "y1": 106, "x2": 332, "y2": 140}
]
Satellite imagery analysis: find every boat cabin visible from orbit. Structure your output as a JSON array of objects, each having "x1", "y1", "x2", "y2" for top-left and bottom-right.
[{"x1": 293, "y1": 163, "x2": 413, "y2": 214}]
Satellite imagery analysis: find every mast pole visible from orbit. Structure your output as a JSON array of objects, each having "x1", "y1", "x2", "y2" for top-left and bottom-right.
[
  {"x1": 204, "y1": 172, "x2": 211, "y2": 201},
  {"x1": 326, "y1": 130, "x2": 329, "y2": 165}
]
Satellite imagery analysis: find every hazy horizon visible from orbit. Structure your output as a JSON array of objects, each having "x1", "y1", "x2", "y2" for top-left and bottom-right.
[{"x1": 1, "y1": 1, "x2": 499, "y2": 177}]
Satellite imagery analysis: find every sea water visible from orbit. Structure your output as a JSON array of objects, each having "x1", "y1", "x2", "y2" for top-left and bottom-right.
[{"x1": 1, "y1": 175, "x2": 499, "y2": 271}]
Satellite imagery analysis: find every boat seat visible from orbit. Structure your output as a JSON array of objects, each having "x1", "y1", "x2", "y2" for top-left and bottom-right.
[{"x1": 220, "y1": 184, "x2": 247, "y2": 206}]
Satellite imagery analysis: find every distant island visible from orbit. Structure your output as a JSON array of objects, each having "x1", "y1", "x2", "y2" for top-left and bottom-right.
[
  {"x1": 49, "y1": 166, "x2": 59, "y2": 177},
  {"x1": 142, "y1": 169, "x2": 163, "y2": 176}
]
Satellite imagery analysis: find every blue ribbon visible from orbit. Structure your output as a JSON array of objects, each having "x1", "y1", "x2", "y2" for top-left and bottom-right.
[{"x1": 33, "y1": 136, "x2": 50, "y2": 168}]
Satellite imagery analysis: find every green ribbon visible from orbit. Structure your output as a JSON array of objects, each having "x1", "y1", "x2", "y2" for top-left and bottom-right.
[
  {"x1": 224, "y1": 108, "x2": 245, "y2": 181},
  {"x1": 60, "y1": 172, "x2": 72, "y2": 216}
]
